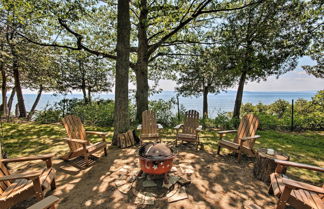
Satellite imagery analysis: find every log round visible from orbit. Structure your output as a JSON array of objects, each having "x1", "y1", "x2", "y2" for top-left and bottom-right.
[{"x1": 253, "y1": 148, "x2": 289, "y2": 184}]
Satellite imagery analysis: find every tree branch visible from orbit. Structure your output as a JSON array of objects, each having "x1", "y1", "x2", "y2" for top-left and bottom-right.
[{"x1": 148, "y1": 0, "x2": 264, "y2": 56}]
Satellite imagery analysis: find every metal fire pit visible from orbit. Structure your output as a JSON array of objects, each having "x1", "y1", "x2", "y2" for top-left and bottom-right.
[{"x1": 138, "y1": 143, "x2": 176, "y2": 175}]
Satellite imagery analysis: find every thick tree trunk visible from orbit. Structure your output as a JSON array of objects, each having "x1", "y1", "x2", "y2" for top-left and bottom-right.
[
  {"x1": 8, "y1": 87, "x2": 15, "y2": 114},
  {"x1": 1, "y1": 64, "x2": 8, "y2": 117},
  {"x1": 203, "y1": 86, "x2": 208, "y2": 119},
  {"x1": 113, "y1": 0, "x2": 131, "y2": 145},
  {"x1": 27, "y1": 85, "x2": 43, "y2": 120},
  {"x1": 12, "y1": 50, "x2": 27, "y2": 118},
  {"x1": 233, "y1": 71, "x2": 247, "y2": 119},
  {"x1": 135, "y1": 65, "x2": 149, "y2": 122},
  {"x1": 135, "y1": 0, "x2": 149, "y2": 123}
]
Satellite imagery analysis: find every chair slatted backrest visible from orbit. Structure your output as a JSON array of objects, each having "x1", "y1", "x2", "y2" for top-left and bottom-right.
[
  {"x1": 62, "y1": 115, "x2": 89, "y2": 151},
  {"x1": 0, "y1": 162, "x2": 11, "y2": 195},
  {"x1": 141, "y1": 110, "x2": 158, "y2": 135},
  {"x1": 183, "y1": 110, "x2": 199, "y2": 134},
  {"x1": 234, "y1": 114, "x2": 259, "y2": 148}
]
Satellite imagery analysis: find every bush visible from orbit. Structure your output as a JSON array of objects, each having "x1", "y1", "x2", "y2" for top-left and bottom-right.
[
  {"x1": 34, "y1": 108, "x2": 62, "y2": 124},
  {"x1": 214, "y1": 111, "x2": 236, "y2": 130},
  {"x1": 149, "y1": 98, "x2": 185, "y2": 128},
  {"x1": 236, "y1": 90, "x2": 324, "y2": 131},
  {"x1": 71, "y1": 100, "x2": 114, "y2": 126},
  {"x1": 34, "y1": 99, "x2": 115, "y2": 127}
]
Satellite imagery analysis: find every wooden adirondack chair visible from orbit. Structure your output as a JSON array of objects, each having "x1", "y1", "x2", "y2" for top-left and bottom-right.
[
  {"x1": 139, "y1": 110, "x2": 161, "y2": 145},
  {"x1": 62, "y1": 115, "x2": 108, "y2": 166},
  {"x1": 174, "y1": 110, "x2": 202, "y2": 150},
  {"x1": 269, "y1": 159, "x2": 324, "y2": 209},
  {"x1": 0, "y1": 154, "x2": 56, "y2": 209},
  {"x1": 217, "y1": 114, "x2": 260, "y2": 161}
]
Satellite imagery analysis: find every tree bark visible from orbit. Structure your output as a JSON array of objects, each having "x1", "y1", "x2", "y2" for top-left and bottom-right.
[
  {"x1": 1, "y1": 63, "x2": 8, "y2": 117},
  {"x1": 79, "y1": 60, "x2": 88, "y2": 103},
  {"x1": 8, "y1": 87, "x2": 15, "y2": 114},
  {"x1": 135, "y1": 64, "x2": 149, "y2": 122},
  {"x1": 135, "y1": 0, "x2": 149, "y2": 122},
  {"x1": 12, "y1": 49, "x2": 27, "y2": 118},
  {"x1": 27, "y1": 85, "x2": 43, "y2": 120},
  {"x1": 203, "y1": 86, "x2": 208, "y2": 119},
  {"x1": 233, "y1": 71, "x2": 247, "y2": 119},
  {"x1": 113, "y1": 0, "x2": 131, "y2": 145},
  {"x1": 87, "y1": 87, "x2": 91, "y2": 103}
]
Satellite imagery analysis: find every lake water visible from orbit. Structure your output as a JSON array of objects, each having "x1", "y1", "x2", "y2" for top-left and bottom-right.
[{"x1": 2, "y1": 91, "x2": 317, "y2": 118}]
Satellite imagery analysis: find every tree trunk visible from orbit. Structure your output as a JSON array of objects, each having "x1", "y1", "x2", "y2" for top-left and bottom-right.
[
  {"x1": 87, "y1": 87, "x2": 91, "y2": 103},
  {"x1": 27, "y1": 85, "x2": 43, "y2": 120},
  {"x1": 8, "y1": 87, "x2": 15, "y2": 114},
  {"x1": 81, "y1": 86, "x2": 87, "y2": 103},
  {"x1": 203, "y1": 86, "x2": 208, "y2": 119},
  {"x1": 79, "y1": 60, "x2": 88, "y2": 103},
  {"x1": 233, "y1": 71, "x2": 247, "y2": 119},
  {"x1": 135, "y1": 0, "x2": 149, "y2": 123},
  {"x1": 12, "y1": 49, "x2": 27, "y2": 118},
  {"x1": 113, "y1": 0, "x2": 131, "y2": 145},
  {"x1": 1, "y1": 63, "x2": 8, "y2": 117},
  {"x1": 135, "y1": 64, "x2": 149, "y2": 122}
]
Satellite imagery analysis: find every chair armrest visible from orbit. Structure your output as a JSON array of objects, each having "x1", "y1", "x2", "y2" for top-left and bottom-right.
[
  {"x1": 0, "y1": 154, "x2": 55, "y2": 163},
  {"x1": 0, "y1": 172, "x2": 41, "y2": 182},
  {"x1": 65, "y1": 138, "x2": 88, "y2": 144},
  {"x1": 196, "y1": 125, "x2": 203, "y2": 132},
  {"x1": 86, "y1": 131, "x2": 108, "y2": 136},
  {"x1": 218, "y1": 130, "x2": 237, "y2": 134},
  {"x1": 174, "y1": 124, "x2": 183, "y2": 129},
  {"x1": 240, "y1": 135, "x2": 261, "y2": 141},
  {"x1": 274, "y1": 160, "x2": 324, "y2": 172},
  {"x1": 27, "y1": 195, "x2": 60, "y2": 209},
  {"x1": 282, "y1": 178, "x2": 324, "y2": 194}
]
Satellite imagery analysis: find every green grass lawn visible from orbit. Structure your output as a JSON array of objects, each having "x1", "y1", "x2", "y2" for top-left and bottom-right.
[{"x1": 1, "y1": 122, "x2": 323, "y2": 184}]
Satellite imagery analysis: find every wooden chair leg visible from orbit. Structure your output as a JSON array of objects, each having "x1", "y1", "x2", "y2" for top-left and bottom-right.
[
  {"x1": 217, "y1": 145, "x2": 221, "y2": 155},
  {"x1": 32, "y1": 177, "x2": 44, "y2": 201},
  {"x1": 238, "y1": 150, "x2": 242, "y2": 162},
  {"x1": 104, "y1": 146, "x2": 107, "y2": 156},
  {"x1": 175, "y1": 137, "x2": 178, "y2": 146},
  {"x1": 276, "y1": 186, "x2": 292, "y2": 209},
  {"x1": 84, "y1": 154, "x2": 89, "y2": 166},
  {"x1": 51, "y1": 179, "x2": 56, "y2": 190}
]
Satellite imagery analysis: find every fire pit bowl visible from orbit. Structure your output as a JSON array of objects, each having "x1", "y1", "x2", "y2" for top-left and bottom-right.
[{"x1": 138, "y1": 143, "x2": 176, "y2": 175}]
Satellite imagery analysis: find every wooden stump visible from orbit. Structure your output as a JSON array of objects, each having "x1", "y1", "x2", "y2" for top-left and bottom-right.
[{"x1": 253, "y1": 148, "x2": 289, "y2": 184}]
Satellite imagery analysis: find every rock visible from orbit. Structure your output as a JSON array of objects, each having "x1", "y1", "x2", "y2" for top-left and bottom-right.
[
  {"x1": 178, "y1": 177, "x2": 191, "y2": 186},
  {"x1": 118, "y1": 183, "x2": 132, "y2": 194},
  {"x1": 142, "y1": 179, "x2": 157, "y2": 187},
  {"x1": 115, "y1": 180, "x2": 127, "y2": 187},
  {"x1": 168, "y1": 186, "x2": 188, "y2": 203}
]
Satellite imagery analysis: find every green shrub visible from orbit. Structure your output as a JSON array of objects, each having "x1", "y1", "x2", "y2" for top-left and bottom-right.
[
  {"x1": 34, "y1": 108, "x2": 62, "y2": 124},
  {"x1": 214, "y1": 111, "x2": 236, "y2": 130},
  {"x1": 71, "y1": 100, "x2": 114, "y2": 126},
  {"x1": 149, "y1": 98, "x2": 185, "y2": 128}
]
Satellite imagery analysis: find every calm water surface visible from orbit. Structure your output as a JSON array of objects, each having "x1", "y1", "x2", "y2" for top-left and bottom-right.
[{"x1": 3, "y1": 91, "x2": 316, "y2": 118}]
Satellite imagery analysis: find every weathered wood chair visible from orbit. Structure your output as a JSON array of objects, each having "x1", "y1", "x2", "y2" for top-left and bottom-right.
[
  {"x1": 27, "y1": 195, "x2": 59, "y2": 209},
  {"x1": 269, "y1": 159, "x2": 324, "y2": 209},
  {"x1": 62, "y1": 115, "x2": 108, "y2": 166},
  {"x1": 0, "y1": 154, "x2": 56, "y2": 209},
  {"x1": 139, "y1": 110, "x2": 162, "y2": 145},
  {"x1": 174, "y1": 110, "x2": 202, "y2": 150},
  {"x1": 217, "y1": 114, "x2": 260, "y2": 161}
]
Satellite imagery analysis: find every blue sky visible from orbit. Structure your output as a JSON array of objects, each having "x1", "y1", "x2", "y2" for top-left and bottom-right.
[{"x1": 156, "y1": 57, "x2": 324, "y2": 92}]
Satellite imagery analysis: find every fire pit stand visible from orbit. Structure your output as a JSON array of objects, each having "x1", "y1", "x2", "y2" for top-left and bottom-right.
[{"x1": 137, "y1": 143, "x2": 177, "y2": 184}]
